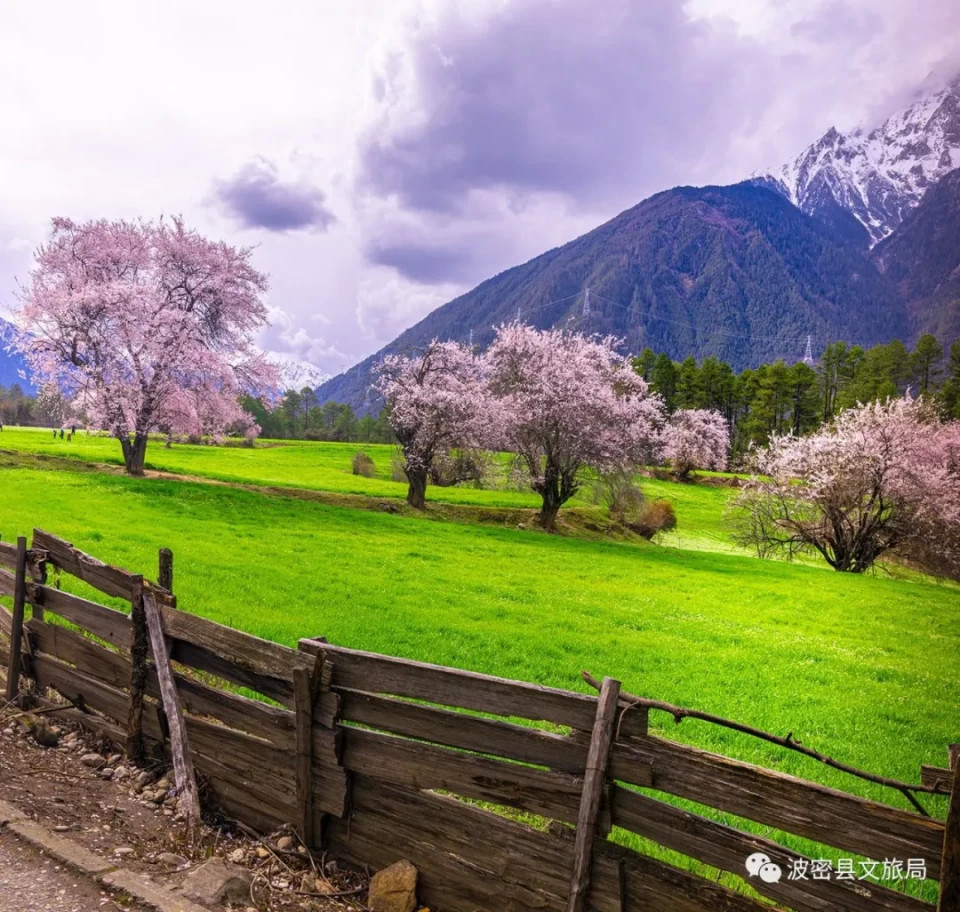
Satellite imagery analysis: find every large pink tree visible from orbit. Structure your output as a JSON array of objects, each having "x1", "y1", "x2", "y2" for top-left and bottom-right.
[
  {"x1": 488, "y1": 324, "x2": 664, "y2": 530},
  {"x1": 376, "y1": 340, "x2": 492, "y2": 508},
  {"x1": 13, "y1": 217, "x2": 278, "y2": 474},
  {"x1": 735, "y1": 396, "x2": 960, "y2": 576},
  {"x1": 662, "y1": 408, "x2": 730, "y2": 479}
]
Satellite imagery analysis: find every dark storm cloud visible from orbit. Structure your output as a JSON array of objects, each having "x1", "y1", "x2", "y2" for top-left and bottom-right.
[
  {"x1": 358, "y1": 2, "x2": 773, "y2": 215},
  {"x1": 367, "y1": 240, "x2": 480, "y2": 284},
  {"x1": 212, "y1": 159, "x2": 335, "y2": 232}
]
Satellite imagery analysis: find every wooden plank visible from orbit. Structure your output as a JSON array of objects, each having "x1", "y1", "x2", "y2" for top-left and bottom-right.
[
  {"x1": 26, "y1": 583, "x2": 131, "y2": 649},
  {"x1": 0, "y1": 567, "x2": 15, "y2": 599},
  {"x1": 0, "y1": 603, "x2": 12, "y2": 638},
  {"x1": 939, "y1": 758, "x2": 960, "y2": 912},
  {"x1": 161, "y1": 605, "x2": 309, "y2": 707},
  {"x1": 27, "y1": 618, "x2": 296, "y2": 745},
  {"x1": 327, "y1": 775, "x2": 773, "y2": 912},
  {"x1": 337, "y1": 687, "x2": 591, "y2": 773},
  {"x1": 922, "y1": 766, "x2": 954, "y2": 793},
  {"x1": 126, "y1": 577, "x2": 147, "y2": 762},
  {"x1": 0, "y1": 540, "x2": 18, "y2": 572},
  {"x1": 300, "y1": 638, "x2": 645, "y2": 736},
  {"x1": 293, "y1": 667, "x2": 314, "y2": 846},
  {"x1": 32, "y1": 654, "x2": 131, "y2": 725},
  {"x1": 340, "y1": 726, "x2": 588, "y2": 822},
  {"x1": 5, "y1": 537, "x2": 27, "y2": 703},
  {"x1": 613, "y1": 786, "x2": 932, "y2": 912},
  {"x1": 143, "y1": 590, "x2": 200, "y2": 831},
  {"x1": 158, "y1": 548, "x2": 174, "y2": 594},
  {"x1": 33, "y1": 529, "x2": 142, "y2": 601},
  {"x1": 614, "y1": 736, "x2": 945, "y2": 880},
  {"x1": 567, "y1": 676, "x2": 619, "y2": 912}
]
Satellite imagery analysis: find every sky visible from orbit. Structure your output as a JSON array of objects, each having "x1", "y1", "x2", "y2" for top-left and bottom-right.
[{"x1": 1, "y1": 0, "x2": 959, "y2": 380}]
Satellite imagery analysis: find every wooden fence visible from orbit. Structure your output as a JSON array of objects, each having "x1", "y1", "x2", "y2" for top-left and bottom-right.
[{"x1": 0, "y1": 529, "x2": 956, "y2": 912}]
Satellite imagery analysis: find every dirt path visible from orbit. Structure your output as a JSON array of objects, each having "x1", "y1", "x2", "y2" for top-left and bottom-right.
[{"x1": 0, "y1": 828, "x2": 148, "y2": 912}]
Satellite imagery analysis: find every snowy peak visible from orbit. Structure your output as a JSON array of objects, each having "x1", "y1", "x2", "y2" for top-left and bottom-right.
[{"x1": 757, "y1": 75, "x2": 960, "y2": 244}]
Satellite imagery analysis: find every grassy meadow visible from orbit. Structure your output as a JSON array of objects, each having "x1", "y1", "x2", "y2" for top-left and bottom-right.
[{"x1": 1, "y1": 427, "x2": 958, "y2": 899}]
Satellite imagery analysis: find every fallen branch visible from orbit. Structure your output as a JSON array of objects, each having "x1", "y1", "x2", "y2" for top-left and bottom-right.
[
  {"x1": 581, "y1": 670, "x2": 937, "y2": 814},
  {"x1": 2, "y1": 700, "x2": 78, "y2": 722}
]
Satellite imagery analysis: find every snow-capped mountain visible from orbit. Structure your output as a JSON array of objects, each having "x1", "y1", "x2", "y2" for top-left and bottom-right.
[
  {"x1": 271, "y1": 356, "x2": 331, "y2": 391},
  {"x1": 756, "y1": 75, "x2": 960, "y2": 244}
]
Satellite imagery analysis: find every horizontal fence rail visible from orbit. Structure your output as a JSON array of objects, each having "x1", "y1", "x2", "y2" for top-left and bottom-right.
[{"x1": 0, "y1": 529, "x2": 954, "y2": 911}]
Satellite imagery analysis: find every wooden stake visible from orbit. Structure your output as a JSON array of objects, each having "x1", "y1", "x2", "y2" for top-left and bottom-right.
[
  {"x1": 939, "y1": 748, "x2": 960, "y2": 912},
  {"x1": 126, "y1": 576, "x2": 147, "y2": 764},
  {"x1": 4, "y1": 537, "x2": 27, "y2": 704},
  {"x1": 566, "y1": 676, "x2": 620, "y2": 912},
  {"x1": 294, "y1": 667, "x2": 315, "y2": 847},
  {"x1": 142, "y1": 589, "x2": 201, "y2": 834},
  {"x1": 158, "y1": 548, "x2": 174, "y2": 595}
]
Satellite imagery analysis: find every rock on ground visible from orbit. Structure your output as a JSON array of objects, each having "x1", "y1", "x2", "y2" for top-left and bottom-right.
[
  {"x1": 179, "y1": 857, "x2": 253, "y2": 905},
  {"x1": 367, "y1": 860, "x2": 418, "y2": 912}
]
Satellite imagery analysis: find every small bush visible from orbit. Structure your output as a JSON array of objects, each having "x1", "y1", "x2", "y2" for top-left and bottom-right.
[
  {"x1": 629, "y1": 499, "x2": 677, "y2": 540},
  {"x1": 429, "y1": 449, "x2": 491, "y2": 487},
  {"x1": 352, "y1": 451, "x2": 376, "y2": 478}
]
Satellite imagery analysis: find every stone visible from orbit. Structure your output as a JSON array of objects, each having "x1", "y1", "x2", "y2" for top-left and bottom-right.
[
  {"x1": 228, "y1": 848, "x2": 246, "y2": 864},
  {"x1": 180, "y1": 858, "x2": 252, "y2": 905},
  {"x1": 114, "y1": 847, "x2": 136, "y2": 857},
  {"x1": 367, "y1": 860, "x2": 418, "y2": 912},
  {"x1": 276, "y1": 835, "x2": 294, "y2": 851},
  {"x1": 113, "y1": 766, "x2": 130, "y2": 781},
  {"x1": 99, "y1": 767, "x2": 115, "y2": 779},
  {"x1": 107, "y1": 753, "x2": 123, "y2": 764},
  {"x1": 135, "y1": 770, "x2": 155, "y2": 788},
  {"x1": 157, "y1": 852, "x2": 188, "y2": 868},
  {"x1": 80, "y1": 752, "x2": 105, "y2": 767},
  {"x1": 255, "y1": 846, "x2": 270, "y2": 859}
]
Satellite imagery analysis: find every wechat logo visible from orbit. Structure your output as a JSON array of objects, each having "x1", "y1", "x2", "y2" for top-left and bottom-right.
[{"x1": 746, "y1": 852, "x2": 782, "y2": 884}]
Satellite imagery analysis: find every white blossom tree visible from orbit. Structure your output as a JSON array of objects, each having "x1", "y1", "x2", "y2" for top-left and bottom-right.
[
  {"x1": 488, "y1": 324, "x2": 664, "y2": 530},
  {"x1": 662, "y1": 408, "x2": 730, "y2": 479}
]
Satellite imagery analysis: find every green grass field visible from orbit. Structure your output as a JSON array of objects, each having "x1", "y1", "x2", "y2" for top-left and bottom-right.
[{"x1": 1, "y1": 428, "x2": 957, "y2": 900}]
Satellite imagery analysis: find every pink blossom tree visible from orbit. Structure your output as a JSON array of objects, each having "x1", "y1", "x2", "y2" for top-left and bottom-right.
[
  {"x1": 734, "y1": 396, "x2": 960, "y2": 576},
  {"x1": 13, "y1": 217, "x2": 278, "y2": 474},
  {"x1": 488, "y1": 324, "x2": 664, "y2": 530},
  {"x1": 376, "y1": 340, "x2": 492, "y2": 508},
  {"x1": 662, "y1": 408, "x2": 730, "y2": 479}
]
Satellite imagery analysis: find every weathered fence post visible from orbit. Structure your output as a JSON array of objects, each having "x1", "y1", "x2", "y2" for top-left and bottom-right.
[
  {"x1": 293, "y1": 666, "x2": 315, "y2": 847},
  {"x1": 126, "y1": 575, "x2": 147, "y2": 763},
  {"x1": 142, "y1": 589, "x2": 201, "y2": 834},
  {"x1": 158, "y1": 548, "x2": 174, "y2": 597},
  {"x1": 939, "y1": 746, "x2": 960, "y2": 912},
  {"x1": 567, "y1": 676, "x2": 620, "y2": 912},
  {"x1": 4, "y1": 536, "x2": 27, "y2": 704}
]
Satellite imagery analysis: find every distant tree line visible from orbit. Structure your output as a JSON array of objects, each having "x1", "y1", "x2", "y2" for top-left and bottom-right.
[
  {"x1": 0, "y1": 383, "x2": 66, "y2": 428},
  {"x1": 241, "y1": 390, "x2": 394, "y2": 443},
  {"x1": 633, "y1": 334, "x2": 960, "y2": 457}
]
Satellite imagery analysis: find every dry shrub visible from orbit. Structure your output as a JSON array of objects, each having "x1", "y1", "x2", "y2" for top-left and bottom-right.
[
  {"x1": 429, "y1": 449, "x2": 491, "y2": 487},
  {"x1": 629, "y1": 499, "x2": 677, "y2": 540},
  {"x1": 594, "y1": 471, "x2": 646, "y2": 523},
  {"x1": 391, "y1": 451, "x2": 408, "y2": 482},
  {"x1": 352, "y1": 451, "x2": 376, "y2": 478}
]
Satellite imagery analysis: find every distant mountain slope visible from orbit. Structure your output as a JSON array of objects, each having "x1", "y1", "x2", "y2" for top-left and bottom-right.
[
  {"x1": 872, "y1": 167, "x2": 960, "y2": 341},
  {"x1": 756, "y1": 76, "x2": 960, "y2": 244},
  {"x1": 319, "y1": 182, "x2": 907, "y2": 410},
  {"x1": 0, "y1": 319, "x2": 30, "y2": 390}
]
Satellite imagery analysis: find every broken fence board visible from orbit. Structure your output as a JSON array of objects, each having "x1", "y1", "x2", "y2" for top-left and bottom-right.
[
  {"x1": 615, "y1": 736, "x2": 945, "y2": 881},
  {"x1": 922, "y1": 766, "x2": 954, "y2": 793}
]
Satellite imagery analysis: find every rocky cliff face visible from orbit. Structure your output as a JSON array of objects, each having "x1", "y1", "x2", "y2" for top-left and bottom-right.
[{"x1": 757, "y1": 76, "x2": 960, "y2": 244}]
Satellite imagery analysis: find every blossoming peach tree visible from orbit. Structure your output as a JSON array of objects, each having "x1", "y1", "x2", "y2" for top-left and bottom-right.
[
  {"x1": 488, "y1": 324, "x2": 665, "y2": 529},
  {"x1": 662, "y1": 408, "x2": 730, "y2": 479},
  {"x1": 734, "y1": 396, "x2": 960, "y2": 577},
  {"x1": 376, "y1": 340, "x2": 493, "y2": 508},
  {"x1": 13, "y1": 217, "x2": 279, "y2": 474}
]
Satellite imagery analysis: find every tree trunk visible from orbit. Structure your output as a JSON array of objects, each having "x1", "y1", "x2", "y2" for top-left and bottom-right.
[
  {"x1": 120, "y1": 433, "x2": 149, "y2": 476},
  {"x1": 406, "y1": 467, "x2": 428, "y2": 508},
  {"x1": 538, "y1": 485, "x2": 563, "y2": 531}
]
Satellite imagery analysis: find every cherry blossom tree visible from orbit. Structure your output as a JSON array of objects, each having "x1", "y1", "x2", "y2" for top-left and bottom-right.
[
  {"x1": 13, "y1": 217, "x2": 278, "y2": 474},
  {"x1": 488, "y1": 324, "x2": 664, "y2": 530},
  {"x1": 734, "y1": 396, "x2": 960, "y2": 577},
  {"x1": 662, "y1": 408, "x2": 730, "y2": 479},
  {"x1": 376, "y1": 340, "x2": 492, "y2": 508}
]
